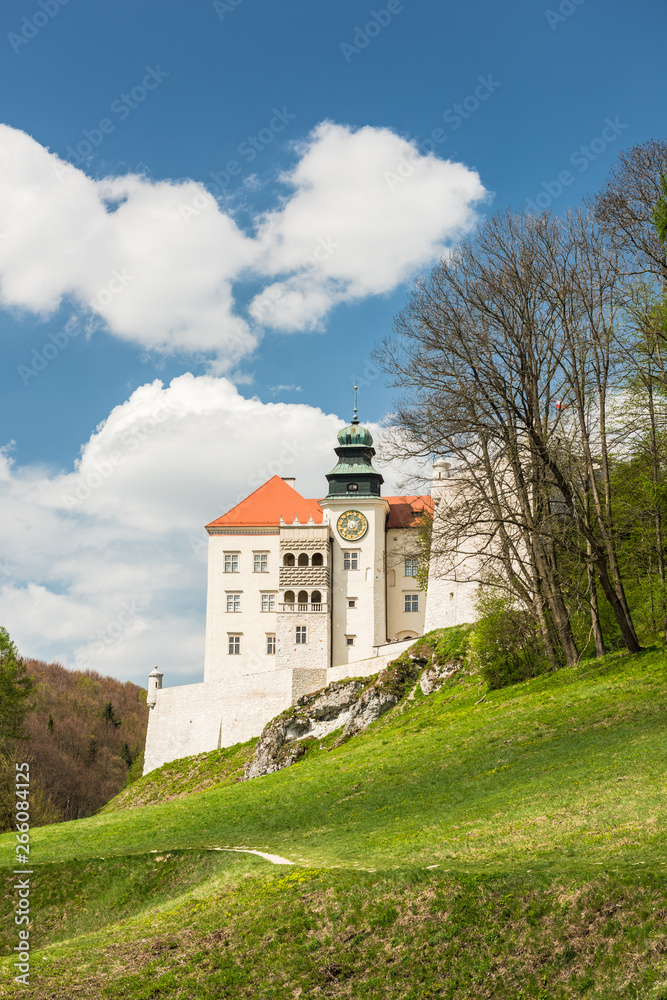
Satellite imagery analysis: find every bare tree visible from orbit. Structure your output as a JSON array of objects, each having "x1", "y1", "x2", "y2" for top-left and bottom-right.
[
  {"x1": 593, "y1": 137, "x2": 667, "y2": 286},
  {"x1": 377, "y1": 208, "x2": 642, "y2": 663}
]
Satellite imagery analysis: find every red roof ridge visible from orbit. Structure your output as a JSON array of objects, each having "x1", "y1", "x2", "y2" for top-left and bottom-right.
[{"x1": 206, "y1": 475, "x2": 323, "y2": 529}]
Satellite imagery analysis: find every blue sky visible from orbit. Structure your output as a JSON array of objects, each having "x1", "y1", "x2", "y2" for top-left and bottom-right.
[{"x1": 0, "y1": 0, "x2": 665, "y2": 682}]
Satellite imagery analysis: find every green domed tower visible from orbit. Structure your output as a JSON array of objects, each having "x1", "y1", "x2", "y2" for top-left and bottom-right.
[{"x1": 325, "y1": 390, "x2": 384, "y2": 499}]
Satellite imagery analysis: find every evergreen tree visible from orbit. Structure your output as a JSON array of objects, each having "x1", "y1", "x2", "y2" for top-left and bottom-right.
[
  {"x1": 0, "y1": 627, "x2": 34, "y2": 745},
  {"x1": 120, "y1": 742, "x2": 133, "y2": 768},
  {"x1": 101, "y1": 701, "x2": 121, "y2": 728}
]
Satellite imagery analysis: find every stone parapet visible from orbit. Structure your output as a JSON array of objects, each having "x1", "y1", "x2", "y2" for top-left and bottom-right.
[
  {"x1": 279, "y1": 525, "x2": 329, "y2": 548},
  {"x1": 279, "y1": 566, "x2": 329, "y2": 588}
]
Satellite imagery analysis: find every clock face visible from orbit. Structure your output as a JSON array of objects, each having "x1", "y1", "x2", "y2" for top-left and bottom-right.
[{"x1": 337, "y1": 510, "x2": 368, "y2": 541}]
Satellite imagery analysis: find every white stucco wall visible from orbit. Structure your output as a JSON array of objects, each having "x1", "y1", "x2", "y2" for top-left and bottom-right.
[
  {"x1": 327, "y1": 638, "x2": 416, "y2": 683},
  {"x1": 204, "y1": 530, "x2": 281, "y2": 682},
  {"x1": 144, "y1": 665, "x2": 328, "y2": 775},
  {"x1": 423, "y1": 461, "x2": 481, "y2": 631},
  {"x1": 386, "y1": 528, "x2": 425, "y2": 639},
  {"x1": 277, "y1": 610, "x2": 330, "y2": 669},
  {"x1": 321, "y1": 497, "x2": 389, "y2": 666}
]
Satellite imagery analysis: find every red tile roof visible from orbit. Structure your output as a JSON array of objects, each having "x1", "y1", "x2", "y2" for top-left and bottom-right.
[
  {"x1": 206, "y1": 480, "x2": 432, "y2": 531},
  {"x1": 206, "y1": 476, "x2": 324, "y2": 529},
  {"x1": 385, "y1": 495, "x2": 433, "y2": 528}
]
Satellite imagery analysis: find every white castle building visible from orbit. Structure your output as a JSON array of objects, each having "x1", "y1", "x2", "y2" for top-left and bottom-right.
[{"x1": 143, "y1": 409, "x2": 478, "y2": 774}]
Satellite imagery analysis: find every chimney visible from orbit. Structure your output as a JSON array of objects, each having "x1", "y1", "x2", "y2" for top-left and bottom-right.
[{"x1": 282, "y1": 477, "x2": 296, "y2": 489}]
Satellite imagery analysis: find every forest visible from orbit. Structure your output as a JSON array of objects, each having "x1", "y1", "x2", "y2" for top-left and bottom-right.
[{"x1": 0, "y1": 627, "x2": 148, "y2": 830}]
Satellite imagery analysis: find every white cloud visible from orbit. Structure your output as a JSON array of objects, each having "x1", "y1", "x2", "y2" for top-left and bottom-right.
[
  {"x1": 249, "y1": 121, "x2": 487, "y2": 330},
  {"x1": 0, "y1": 126, "x2": 256, "y2": 362},
  {"x1": 0, "y1": 375, "x2": 422, "y2": 685},
  {"x1": 0, "y1": 122, "x2": 486, "y2": 359}
]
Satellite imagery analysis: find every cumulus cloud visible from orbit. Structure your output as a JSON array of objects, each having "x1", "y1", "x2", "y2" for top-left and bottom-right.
[
  {"x1": 0, "y1": 122, "x2": 486, "y2": 360},
  {"x1": 249, "y1": 121, "x2": 487, "y2": 330},
  {"x1": 0, "y1": 375, "x2": 419, "y2": 685},
  {"x1": 0, "y1": 126, "x2": 257, "y2": 361}
]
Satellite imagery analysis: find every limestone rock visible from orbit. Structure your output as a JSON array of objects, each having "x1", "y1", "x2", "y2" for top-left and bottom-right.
[
  {"x1": 337, "y1": 685, "x2": 400, "y2": 741},
  {"x1": 244, "y1": 652, "x2": 461, "y2": 781},
  {"x1": 244, "y1": 716, "x2": 308, "y2": 780},
  {"x1": 419, "y1": 659, "x2": 460, "y2": 696},
  {"x1": 297, "y1": 679, "x2": 366, "y2": 721},
  {"x1": 244, "y1": 678, "x2": 367, "y2": 780}
]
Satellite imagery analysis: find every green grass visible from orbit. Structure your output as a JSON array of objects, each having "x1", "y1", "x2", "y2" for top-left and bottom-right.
[
  {"x1": 1, "y1": 638, "x2": 666, "y2": 997},
  {"x1": 101, "y1": 736, "x2": 258, "y2": 812}
]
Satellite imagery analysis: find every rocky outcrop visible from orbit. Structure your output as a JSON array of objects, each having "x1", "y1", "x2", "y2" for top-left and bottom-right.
[
  {"x1": 419, "y1": 658, "x2": 461, "y2": 695},
  {"x1": 244, "y1": 645, "x2": 464, "y2": 781},
  {"x1": 243, "y1": 716, "x2": 311, "y2": 781},
  {"x1": 244, "y1": 679, "x2": 366, "y2": 780}
]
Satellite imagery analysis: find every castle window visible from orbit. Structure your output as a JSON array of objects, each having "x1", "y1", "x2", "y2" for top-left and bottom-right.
[
  {"x1": 347, "y1": 483, "x2": 358, "y2": 492},
  {"x1": 346, "y1": 635, "x2": 356, "y2": 646},
  {"x1": 343, "y1": 551, "x2": 358, "y2": 571},
  {"x1": 297, "y1": 553, "x2": 309, "y2": 567},
  {"x1": 297, "y1": 590, "x2": 309, "y2": 609},
  {"x1": 404, "y1": 594, "x2": 419, "y2": 613},
  {"x1": 266, "y1": 634, "x2": 276, "y2": 654},
  {"x1": 261, "y1": 594, "x2": 276, "y2": 612},
  {"x1": 254, "y1": 553, "x2": 268, "y2": 573},
  {"x1": 347, "y1": 598, "x2": 357, "y2": 608},
  {"x1": 404, "y1": 557, "x2": 418, "y2": 577},
  {"x1": 228, "y1": 635, "x2": 241, "y2": 655},
  {"x1": 224, "y1": 553, "x2": 239, "y2": 573},
  {"x1": 284, "y1": 590, "x2": 295, "y2": 605},
  {"x1": 283, "y1": 553, "x2": 295, "y2": 567},
  {"x1": 312, "y1": 552, "x2": 324, "y2": 566},
  {"x1": 226, "y1": 593, "x2": 241, "y2": 612},
  {"x1": 296, "y1": 625, "x2": 307, "y2": 644}
]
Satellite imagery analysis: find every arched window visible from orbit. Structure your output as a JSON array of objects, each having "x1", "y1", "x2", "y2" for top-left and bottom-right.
[
  {"x1": 312, "y1": 552, "x2": 324, "y2": 566},
  {"x1": 311, "y1": 590, "x2": 322, "y2": 605},
  {"x1": 297, "y1": 590, "x2": 309, "y2": 610},
  {"x1": 283, "y1": 553, "x2": 295, "y2": 567},
  {"x1": 284, "y1": 590, "x2": 295, "y2": 604},
  {"x1": 297, "y1": 553, "x2": 309, "y2": 566}
]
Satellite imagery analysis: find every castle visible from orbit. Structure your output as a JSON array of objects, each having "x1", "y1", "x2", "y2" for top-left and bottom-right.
[{"x1": 143, "y1": 406, "x2": 478, "y2": 774}]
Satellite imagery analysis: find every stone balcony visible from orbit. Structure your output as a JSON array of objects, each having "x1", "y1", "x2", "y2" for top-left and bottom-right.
[{"x1": 279, "y1": 602, "x2": 328, "y2": 613}]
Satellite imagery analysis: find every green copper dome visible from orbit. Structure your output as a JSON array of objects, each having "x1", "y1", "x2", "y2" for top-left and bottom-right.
[
  {"x1": 325, "y1": 390, "x2": 383, "y2": 499},
  {"x1": 337, "y1": 423, "x2": 373, "y2": 447}
]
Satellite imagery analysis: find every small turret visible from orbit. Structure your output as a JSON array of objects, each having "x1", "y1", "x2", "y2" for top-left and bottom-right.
[
  {"x1": 147, "y1": 666, "x2": 163, "y2": 708},
  {"x1": 433, "y1": 458, "x2": 451, "y2": 481}
]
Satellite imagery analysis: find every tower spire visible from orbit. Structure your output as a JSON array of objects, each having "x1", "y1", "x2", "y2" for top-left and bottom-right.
[{"x1": 324, "y1": 391, "x2": 383, "y2": 499}]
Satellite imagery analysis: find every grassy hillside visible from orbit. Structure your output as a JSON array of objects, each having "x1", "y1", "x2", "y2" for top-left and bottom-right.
[
  {"x1": 1, "y1": 638, "x2": 666, "y2": 998},
  {"x1": 100, "y1": 736, "x2": 257, "y2": 812}
]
